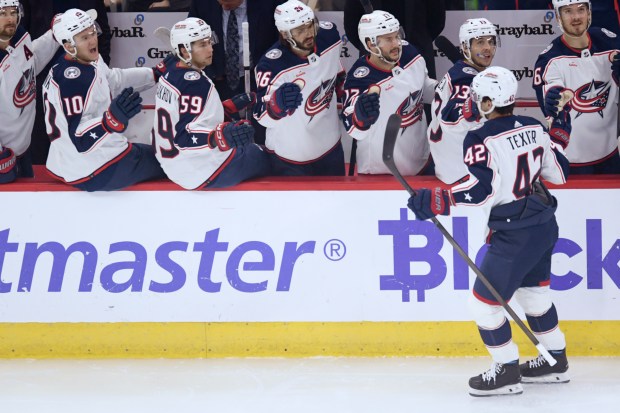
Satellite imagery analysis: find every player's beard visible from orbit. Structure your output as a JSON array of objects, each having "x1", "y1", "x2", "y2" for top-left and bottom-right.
[
  {"x1": 563, "y1": 17, "x2": 588, "y2": 38},
  {"x1": 382, "y1": 46, "x2": 401, "y2": 63},
  {"x1": 0, "y1": 24, "x2": 16, "y2": 42},
  {"x1": 297, "y1": 36, "x2": 315, "y2": 53}
]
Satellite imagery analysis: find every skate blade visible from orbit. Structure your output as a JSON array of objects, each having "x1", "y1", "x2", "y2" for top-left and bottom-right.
[
  {"x1": 469, "y1": 383, "x2": 523, "y2": 397},
  {"x1": 522, "y1": 372, "x2": 570, "y2": 384}
]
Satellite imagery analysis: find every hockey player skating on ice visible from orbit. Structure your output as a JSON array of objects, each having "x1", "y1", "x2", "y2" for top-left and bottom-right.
[
  {"x1": 407, "y1": 67, "x2": 571, "y2": 396},
  {"x1": 0, "y1": 0, "x2": 57, "y2": 183},
  {"x1": 43, "y1": 8, "x2": 166, "y2": 191},
  {"x1": 428, "y1": 18, "x2": 500, "y2": 184},
  {"x1": 533, "y1": 0, "x2": 620, "y2": 174},
  {"x1": 152, "y1": 18, "x2": 270, "y2": 189},
  {"x1": 253, "y1": 0, "x2": 346, "y2": 176},
  {"x1": 341, "y1": 10, "x2": 436, "y2": 176}
]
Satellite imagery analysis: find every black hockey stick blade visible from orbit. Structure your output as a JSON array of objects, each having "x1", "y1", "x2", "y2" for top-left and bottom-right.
[
  {"x1": 382, "y1": 114, "x2": 415, "y2": 196},
  {"x1": 359, "y1": 0, "x2": 374, "y2": 13}
]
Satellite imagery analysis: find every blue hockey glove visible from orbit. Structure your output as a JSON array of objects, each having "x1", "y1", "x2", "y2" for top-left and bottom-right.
[
  {"x1": 153, "y1": 53, "x2": 177, "y2": 82},
  {"x1": 223, "y1": 92, "x2": 256, "y2": 119},
  {"x1": 267, "y1": 82, "x2": 302, "y2": 119},
  {"x1": 208, "y1": 120, "x2": 254, "y2": 151},
  {"x1": 462, "y1": 97, "x2": 481, "y2": 122},
  {"x1": 544, "y1": 86, "x2": 563, "y2": 117},
  {"x1": 549, "y1": 105, "x2": 572, "y2": 150},
  {"x1": 103, "y1": 87, "x2": 143, "y2": 134},
  {"x1": 612, "y1": 53, "x2": 620, "y2": 85},
  {"x1": 352, "y1": 91, "x2": 380, "y2": 130},
  {"x1": 407, "y1": 188, "x2": 453, "y2": 221},
  {"x1": 0, "y1": 147, "x2": 18, "y2": 184}
]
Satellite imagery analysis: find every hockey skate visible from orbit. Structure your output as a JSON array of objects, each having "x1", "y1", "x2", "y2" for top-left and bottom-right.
[
  {"x1": 520, "y1": 350, "x2": 570, "y2": 383},
  {"x1": 468, "y1": 362, "x2": 523, "y2": 397}
]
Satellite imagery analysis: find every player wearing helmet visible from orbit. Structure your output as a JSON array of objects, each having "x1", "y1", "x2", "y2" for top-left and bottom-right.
[
  {"x1": 0, "y1": 0, "x2": 57, "y2": 183},
  {"x1": 427, "y1": 18, "x2": 500, "y2": 184},
  {"x1": 152, "y1": 18, "x2": 270, "y2": 189},
  {"x1": 534, "y1": 0, "x2": 620, "y2": 174},
  {"x1": 408, "y1": 66, "x2": 571, "y2": 397},
  {"x1": 42, "y1": 8, "x2": 166, "y2": 191},
  {"x1": 341, "y1": 10, "x2": 437, "y2": 176},
  {"x1": 253, "y1": 0, "x2": 346, "y2": 176}
]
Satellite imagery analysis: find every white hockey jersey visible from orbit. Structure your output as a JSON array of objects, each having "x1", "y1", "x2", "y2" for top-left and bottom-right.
[
  {"x1": 254, "y1": 22, "x2": 344, "y2": 162},
  {"x1": 533, "y1": 28, "x2": 620, "y2": 165},
  {"x1": 342, "y1": 42, "x2": 436, "y2": 175},
  {"x1": 428, "y1": 60, "x2": 485, "y2": 184},
  {"x1": 0, "y1": 26, "x2": 57, "y2": 156},
  {"x1": 153, "y1": 60, "x2": 234, "y2": 190},
  {"x1": 43, "y1": 55, "x2": 156, "y2": 183}
]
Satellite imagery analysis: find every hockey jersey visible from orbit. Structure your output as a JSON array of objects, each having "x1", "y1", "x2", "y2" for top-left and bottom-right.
[
  {"x1": 254, "y1": 21, "x2": 344, "y2": 163},
  {"x1": 451, "y1": 115, "x2": 569, "y2": 228},
  {"x1": 342, "y1": 42, "x2": 436, "y2": 175},
  {"x1": 533, "y1": 27, "x2": 620, "y2": 164},
  {"x1": 43, "y1": 55, "x2": 156, "y2": 183},
  {"x1": 428, "y1": 60, "x2": 485, "y2": 184},
  {"x1": 153, "y1": 59, "x2": 234, "y2": 190},
  {"x1": 0, "y1": 26, "x2": 57, "y2": 156}
]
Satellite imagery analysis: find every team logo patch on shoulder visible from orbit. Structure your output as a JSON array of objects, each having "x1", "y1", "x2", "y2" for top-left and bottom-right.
[
  {"x1": 184, "y1": 71, "x2": 201, "y2": 81},
  {"x1": 353, "y1": 66, "x2": 370, "y2": 78},
  {"x1": 462, "y1": 66, "x2": 478, "y2": 76},
  {"x1": 540, "y1": 44, "x2": 553, "y2": 55},
  {"x1": 602, "y1": 28, "x2": 617, "y2": 38},
  {"x1": 401, "y1": 40, "x2": 409, "y2": 46},
  {"x1": 64, "y1": 67, "x2": 81, "y2": 79},
  {"x1": 319, "y1": 21, "x2": 333, "y2": 30},
  {"x1": 266, "y1": 49, "x2": 282, "y2": 59}
]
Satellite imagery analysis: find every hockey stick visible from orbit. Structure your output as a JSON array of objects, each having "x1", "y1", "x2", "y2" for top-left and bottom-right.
[
  {"x1": 382, "y1": 113, "x2": 557, "y2": 366},
  {"x1": 242, "y1": 21, "x2": 251, "y2": 120},
  {"x1": 435, "y1": 35, "x2": 461, "y2": 64},
  {"x1": 359, "y1": 0, "x2": 373, "y2": 13}
]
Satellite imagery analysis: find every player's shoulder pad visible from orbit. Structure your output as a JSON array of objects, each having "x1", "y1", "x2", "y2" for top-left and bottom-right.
[
  {"x1": 399, "y1": 42, "x2": 421, "y2": 65},
  {"x1": 448, "y1": 60, "x2": 478, "y2": 85},
  {"x1": 256, "y1": 42, "x2": 286, "y2": 72},
  {"x1": 318, "y1": 21, "x2": 339, "y2": 37},
  {"x1": 589, "y1": 27, "x2": 619, "y2": 50},
  {"x1": 535, "y1": 38, "x2": 565, "y2": 67},
  {"x1": 51, "y1": 57, "x2": 96, "y2": 96},
  {"x1": 316, "y1": 21, "x2": 341, "y2": 53},
  {"x1": 165, "y1": 65, "x2": 211, "y2": 95},
  {"x1": 344, "y1": 56, "x2": 387, "y2": 89}
]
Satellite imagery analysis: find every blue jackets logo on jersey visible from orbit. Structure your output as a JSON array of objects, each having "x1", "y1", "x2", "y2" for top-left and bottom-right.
[
  {"x1": 13, "y1": 68, "x2": 36, "y2": 109},
  {"x1": 305, "y1": 76, "x2": 337, "y2": 117},
  {"x1": 572, "y1": 80, "x2": 610, "y2": 117},
  {"x1": 396, "y1": 90, "x2": 423, "y2": 128}
]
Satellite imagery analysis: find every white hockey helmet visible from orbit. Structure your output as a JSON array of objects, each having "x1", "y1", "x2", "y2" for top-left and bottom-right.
[
  {"x1": 274, "y1": 0, "x2": 315, "y2": 32},
  {"x1": 552, "y1": 0, "x2": 591, "y2": 34},
  {"x1": 52, "y1": 9, "x2": 100, "y2": 54},
  {"x1": 358, "y1": 10, "x2": 404, "y2": 60},
  {"x1": 459, "y1": 18, "x2": 499, "y2": 59},
  {"x1": 470, "y1": 66, "x2": 517, "y2": 115},
  {"x1": 0, "y1": 0, "x2": 23, "y2": 27},
  {"x1": 170, "y1": 17, "x2": 218, "y2": 65}
]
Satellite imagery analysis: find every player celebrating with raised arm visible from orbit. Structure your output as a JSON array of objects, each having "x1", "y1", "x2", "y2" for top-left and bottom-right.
[
  {"x1": 341, "y1": 10, "x2": 437, "y2": 176},
  {"x1": 43, "y1": 8, "x2": 166, "y2": 191},
  {"x1": 152, "y1": 18, "x2": 270, "y2": 190},
  {"x1": 0, "y1": 0, "x2": 58, "y2": 183},
  {"x1": 428, "y1": 18, "x2": 500, "y2": 184},
  {"x1": 253, "y1": 0, "x2": 346, "y2": 176},
  {"x1": 534, "y1": 0, "x2": 620, "y2": 174},
  {"x1": 407, "y1": 67, "x2": 571, "y2": 396}
]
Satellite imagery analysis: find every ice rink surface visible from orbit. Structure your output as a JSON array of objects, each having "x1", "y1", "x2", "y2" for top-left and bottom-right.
[{"x1": 1, "y1": 357, "x2": 619, "y2": 413}]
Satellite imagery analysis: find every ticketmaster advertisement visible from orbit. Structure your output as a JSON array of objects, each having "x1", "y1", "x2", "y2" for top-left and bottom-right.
[{"x1": 0, "y1": 189, "x2": 618, "y2": 322}]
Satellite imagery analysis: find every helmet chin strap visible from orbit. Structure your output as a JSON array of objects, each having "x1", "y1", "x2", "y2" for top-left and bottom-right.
[
  {"x1": 477, "y1": 100, "x2": 495, "y2": 116},
  {"x1": 369, "y1": 44, "x2": 400, "y2": 66}
]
